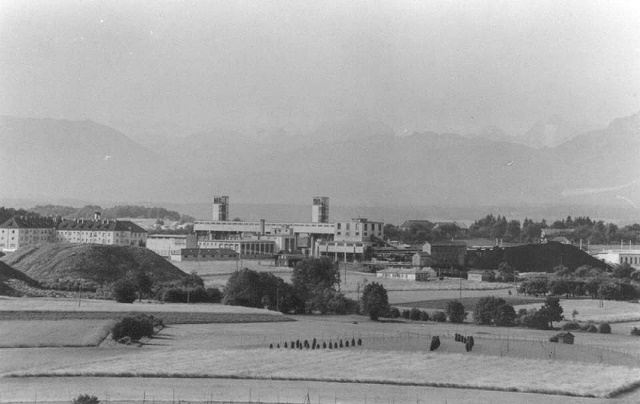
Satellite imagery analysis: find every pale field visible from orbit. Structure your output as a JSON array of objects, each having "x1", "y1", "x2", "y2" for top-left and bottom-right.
[
  {"x1": 515, "y1": 299, "x2": 640, "y2": 323},
  {"x1": 0, "y1": 296, "x2": 282, "y2": 316},
  {"x1": 5, "y1": 347, "x2": 639, "y2": 398},
  {"x1": 0, "y1": 377, "x2": 618, "y2": 404},
  {"x1": 0, "y1": 320, "x2": 113, "y2": 348},
  {"x1": 3, "y1": 316, "x2": 640, "y2": 402}
]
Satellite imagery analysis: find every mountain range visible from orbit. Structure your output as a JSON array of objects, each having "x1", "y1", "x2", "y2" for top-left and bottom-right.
[{"x1": 0, "y1": 112, "x2": 638, "y2": 221}]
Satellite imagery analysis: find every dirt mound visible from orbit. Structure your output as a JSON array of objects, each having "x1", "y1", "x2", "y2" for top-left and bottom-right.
[
  {"x1": 1, "y1": 243, "x2": 187, "y2": 284},
  {"x1": 0, "y1": 261, "x2": 39, "y2": 296}
]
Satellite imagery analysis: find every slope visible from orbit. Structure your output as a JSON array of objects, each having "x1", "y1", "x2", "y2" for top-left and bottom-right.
[
  {"x1": 0, "y1": 244, "x2": 187, "y2": 284},
  {"x1": 0, "y1": 261, "x2": 39, "y2": 296}
]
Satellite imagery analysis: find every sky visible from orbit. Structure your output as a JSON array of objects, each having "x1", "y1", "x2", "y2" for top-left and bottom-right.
[{"x1": 1, "y1": 0, "x2": 639, "y2": 137}]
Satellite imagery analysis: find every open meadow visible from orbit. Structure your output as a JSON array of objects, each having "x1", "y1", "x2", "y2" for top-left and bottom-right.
[{"x1": 515, "y1": 299, "x2": 640, "y2": 323}]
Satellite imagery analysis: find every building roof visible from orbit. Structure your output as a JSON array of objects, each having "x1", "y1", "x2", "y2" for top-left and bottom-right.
[
  {"x1": 424, "y1": 240, "x2": 468, "y2": 247},
  {"x1": 377, "y1": 267, "x2": 434, "y2": 275},
  {"x1": 56, "y1": 219, "x2": 147, "y2": 233},
  {"x1": 0, "y1": 216, "x2": 56, "y2": 229},
  {"x1": 148, "y1": 234, "x2": 190, "y2": 239},
  {"x1": 399, "y1": 220, "x2": 432, "y2": 228}
]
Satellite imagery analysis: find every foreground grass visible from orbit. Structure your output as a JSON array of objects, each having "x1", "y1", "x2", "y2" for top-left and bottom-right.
[{"x1": 5, "y1": 348, "x2": 639, "y2": 398}]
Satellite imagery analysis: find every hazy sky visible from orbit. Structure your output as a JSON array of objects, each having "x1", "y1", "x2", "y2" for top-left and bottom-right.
[{"x1": 1, "y1": 0, "x2": 639, "y2": 136}]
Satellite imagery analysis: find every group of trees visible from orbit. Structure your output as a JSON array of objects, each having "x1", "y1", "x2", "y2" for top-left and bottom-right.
[
  {"x1": 518, "y1": 264, "x2": 640, "y2": 301},
  {"x1": 112, "y1": 269, "x2": 222, "y2": 304},
  {"x1": 27, "y1": 204, "x2": 194, "y2": 223},
  {"x1": 384, "y1": 213, "x2": 639, "y2": 245},
  {"x1": 223, "y1": 258, "x2": 357, "y2": 315}
]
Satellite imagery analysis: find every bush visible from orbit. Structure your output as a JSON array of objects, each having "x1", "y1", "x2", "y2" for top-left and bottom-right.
[
  {"x1": 433, "y1": 311, "x2": 447, "y2": 322},
  {"x1": 72, "y1": 395, "x2": 100, "y2": 404},
  {"x1": 561, "y1": 321, "x2": 581, "y2": 331},
  {"x1": 598, "y1": 323, "x2": 611, "y2": 334},
  {"x1": 631, "y1": 327, "x2": 640, "y2": 336},
  {"x1": 388, "y1": 307, "x2": 401, "y2": 318},
  {"x1": 111, "y1": 314, "x2": 159, "y2": 341},
  {"x1": 112, "y1": 279, "x2": 137, "y2": 303},
  {"x1": 409, "y1": 307, "x2": 421, "y2": 321},
  {"x1": 419, "y1": 310, "x2": 430, "y2": 321},
  {"x1": 401, "y1": 309, "x2": 411, "y2": 319}
]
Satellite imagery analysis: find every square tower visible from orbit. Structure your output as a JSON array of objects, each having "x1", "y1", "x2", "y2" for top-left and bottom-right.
[
  {"x1": 212, "y1": 196, "x2": 229, "y2": 221},
  {"x1": 312, "y1": 197, "x2": 329, "y2": 223}
]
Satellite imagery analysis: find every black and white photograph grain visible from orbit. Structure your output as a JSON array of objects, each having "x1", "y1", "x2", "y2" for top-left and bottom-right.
[{"x1": 1, "y1": 1, "x2": 639, "y2": 403}]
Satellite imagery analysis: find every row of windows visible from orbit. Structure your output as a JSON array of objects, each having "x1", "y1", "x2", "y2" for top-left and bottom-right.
[{"x1": 622, "y1": 256, "x2": 640, "y2": 265}]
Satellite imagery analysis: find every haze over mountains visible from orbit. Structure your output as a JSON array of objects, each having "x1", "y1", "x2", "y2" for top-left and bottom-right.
[{"x1": 1, "y1": 112, "x2": 638, "y2": 222}]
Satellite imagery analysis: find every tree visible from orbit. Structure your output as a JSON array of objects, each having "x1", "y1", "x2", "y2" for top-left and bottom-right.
[
  {"x1": 223, "y1": 268, "x2": 262, "y2": 308},
  {"x1": 131, "y1": 270, "x2": 153, "y2": 301},
  {"x1": 112, "y1": 279, "x2": 137, "y2": 303},
  {"x1": 292, "y1": 258, "x2": 340, "y2": 313},
  {"x1": 473, "y1": 296, "x2": 504, "y2": 325},
  {"x1": 612, "y1": 263, "x2": 634, "y2": 279},
  {"x1": 473, "y1": 296, "x2": 515, "y2": 326},
  {"x1": 446, "y1": 300, "x2": 466, "y2": 323},
  {"x1": 493, "y1": 303, "x2": 516, "y2": 326},
  {"x1": 540, "y1": 296, "x2": 563, "y2": 328},
  {"x1": 361, "y1": 282, "x2": 389, "y2": 321}
]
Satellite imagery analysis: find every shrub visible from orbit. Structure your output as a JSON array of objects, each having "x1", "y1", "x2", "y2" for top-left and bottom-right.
[
  {"x1": 433, "y1": 311, "x2": 447, "y2": 322},
  {"x1": 409, "y1": 307, "x2": 421, "y2": 321},
  {"x1": 388, "y1": 307, "x2": 401, "y2": 318},
  {"x1": 112, "y1": 279, "x2": 137, "y2": 303},
  {"x1": 72, "y1": 395, "x2": 100, "y2": 404},
  {"x1": 561, "y1": 321, "x2": 581, "y2": 331},
  {"x1": 631, "y1": 327, "x2": 640, "y2": 336},
  {"x1": 419, "y1": 310, "x2": 430, "y2": 321},
  {"x1": 111, "y1": 314, "x2": 158, "y2": 341},
  {"x1": 401, "y1": 309, "x2": 411, "y2": 319},
  {"x1": 598, "y1": 323, "x2": 611, "y2": 334}
]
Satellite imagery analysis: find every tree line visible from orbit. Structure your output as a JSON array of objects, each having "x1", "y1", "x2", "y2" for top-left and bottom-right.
[
  {"x1": 384, "y1": 214, "x2": 639, "y2": 245},
  {"x1": 22, "y1": 204, "x2": 194, "y2": 222}
]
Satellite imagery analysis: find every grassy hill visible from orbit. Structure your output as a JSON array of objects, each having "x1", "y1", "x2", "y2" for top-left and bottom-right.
[
  {"x1": 0, "y1": 243, "x2": 187, "y2": 284},
  {"x1": 0, "y1": 261, "x2": 39, "y2": 296}
]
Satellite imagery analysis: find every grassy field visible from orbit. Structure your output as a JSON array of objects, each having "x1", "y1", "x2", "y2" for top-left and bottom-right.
[
  {"x1": 0, "y1": 376, "x2": 611, "y2": 404},
  {"x1": 5, "y1": 347, "x2": 639, "y2": 398},
  {"x1": 515, "y1": 299, "x2": 640, "y2": 323},
  {"x1": 0, "y1": 320, "x2": 113, "y2": 348},
  {"x1": 0, "y1": 297, "x2": 291, "y2": 324}
]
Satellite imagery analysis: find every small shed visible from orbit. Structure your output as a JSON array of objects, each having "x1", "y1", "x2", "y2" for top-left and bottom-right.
[
  {"x1": 467, "y1": 270, "x2": 492, "y2": 282},
  {"x1": 549, "y1": 332, "x2": 574, "y2": 344}
]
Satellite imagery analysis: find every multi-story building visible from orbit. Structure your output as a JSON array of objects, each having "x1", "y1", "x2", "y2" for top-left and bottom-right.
[
  {"x1": 422, "y1": 240, "x2": 467, "y2": 268},
  {"x1": 55, "y1": 216, "x2": 147, "y2": 247},
  {"x1": 194, "y1": 197, "x2": 385, "y2": 260},
  {"x1": 146, "y1": 234, "x2": 198, "y2": 257},
  {"x1": 212, "y1": 196, "x2": 229, "y2": 221},
  {"x1": 311, "y1": 197, "x2": 330, "y2": 223},
  {"x1": 0, "y1": 216, "x2": 57, "y2": 252},
  {"x1": 0, "y1": 213, "x2": 148, "y2": 252},
  {"x1": 595, "y1": 250, "x2": 640, "y2": 269}
]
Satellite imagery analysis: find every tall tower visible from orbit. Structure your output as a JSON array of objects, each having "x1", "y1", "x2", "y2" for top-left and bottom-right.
[
  {"x1": 212, "y1": 196, "x2": 229, "y2": 221},
  {"x1": 312, "y1": 197, "x2": 329, "y2": 223}
]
